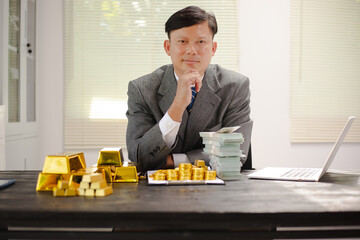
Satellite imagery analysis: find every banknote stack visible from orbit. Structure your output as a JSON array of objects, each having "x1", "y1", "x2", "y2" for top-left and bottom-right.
[{"x1": 200, "y1": 126, "x2": 245, "y2": 180}]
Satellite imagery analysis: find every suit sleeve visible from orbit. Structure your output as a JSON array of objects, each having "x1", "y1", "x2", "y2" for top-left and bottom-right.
[{"x1": 126, "y1": 80, "x2": 173, "y2": 172}]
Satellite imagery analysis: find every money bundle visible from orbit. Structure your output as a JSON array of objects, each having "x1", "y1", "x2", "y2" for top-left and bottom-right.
[{"x1": 200, "y1": 126, "x2": 245, "y2": 180}]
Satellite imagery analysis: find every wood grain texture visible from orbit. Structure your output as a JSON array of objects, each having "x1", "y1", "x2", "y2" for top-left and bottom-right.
[{"x1": 0, "y1": 170, "x2": 360, "y2": 232}]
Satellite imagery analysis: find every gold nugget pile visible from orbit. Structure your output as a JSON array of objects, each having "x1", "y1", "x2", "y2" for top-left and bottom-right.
[{"x1": 151, "y1": 160, "x2": 217, "y2": 181}]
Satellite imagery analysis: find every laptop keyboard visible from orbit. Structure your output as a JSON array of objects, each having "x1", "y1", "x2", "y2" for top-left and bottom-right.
[{"x1": 281, "y1": 168, "x2": 319, "y2": 178}]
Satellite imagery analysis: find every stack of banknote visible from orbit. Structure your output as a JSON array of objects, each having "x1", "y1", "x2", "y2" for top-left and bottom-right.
[{"x1": 200, "y1": 126, "x2": 245, "y2": 180}]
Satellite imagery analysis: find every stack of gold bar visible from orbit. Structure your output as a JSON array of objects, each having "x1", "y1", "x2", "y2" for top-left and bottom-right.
[
  {"x1": 178, "y1": 163, "x2": 192, "y2": 181},
  {"x1": 36, "y1": 149, "x2": 139, "y2": 197},
  {"x1": 97, "y1": 147, "x2": 138, "y2": 183},
  {"x1": 53, "y1": 180, "x2": 76, "y2": 197},
  {"x1": 36, "y1": 152, "x2": 89, "y2": 192},
  {"x1": 78, "y1": 173, "x2": 113, "y2": 197}
]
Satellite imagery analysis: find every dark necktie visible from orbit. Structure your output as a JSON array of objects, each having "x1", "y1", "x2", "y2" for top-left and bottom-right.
[{"x1": 186, "y1": 86, "x2": 197, "y2": 113}]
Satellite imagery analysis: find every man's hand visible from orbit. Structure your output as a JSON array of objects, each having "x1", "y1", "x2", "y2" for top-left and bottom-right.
[
  {"x1": 168, "y1": 68, "x2": 202, "y2": 122},
  {"x1": 163, "y1": 154, "x2": 174, "y2": 169}
]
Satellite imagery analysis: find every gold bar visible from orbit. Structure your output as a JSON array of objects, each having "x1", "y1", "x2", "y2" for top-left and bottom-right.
[
  {"x1": 194, "y1": 159, "x2": 206, "y2": 167},
  {"x1": 90, "y1": 180, "x2": 107, "y2": 189},
  {"x1": 80, "y1": 181, "x2": 90, "y2": 189},
  {"x1": 53, "y1": 188, "x2": 65, "y2": 197},
  {"x1": 96, "y1": 165, "x2": 116, "y2": 182},
  {"x1": 42, "y1": 152, "x2": 85, "y2": 174},
  {"x1": 82, "y1": 173, "x2": 104, "y2": 183},
  {"x1": 114, "y1": 166, "x2": 138, "y2": 183},
  {"x1": 97, "y1": 147, "x2": 124, "y2": 167},
  {"x1": 36, "y1": 173, "x2": 62, "y2": 192},
  {"x1": 57, "y1": 180, "x2": 69, "y2": 190},
  {"x1": 78, "y1": 188, "x2": 86, "y2": 196},
  {"x1": 85, "y1": 189, "x2": 95, "y2": 197},
  {"x1": 95, "y1": 186, "x2": 113, "y2": 197},
  {"x1": 64, "y1": 189, "x2": 76, "y2": 196}
]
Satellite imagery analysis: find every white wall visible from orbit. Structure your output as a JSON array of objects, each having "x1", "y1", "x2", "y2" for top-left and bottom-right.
[
  {"x1": 238, "y1": 0, "x2": 360, "y2": 169},
  {"x1": 37, "y1": 0, "x2": 64, "y2": 162},
  {"x1": 36, "y1": 0, "x2": 360, "y2": 170}
]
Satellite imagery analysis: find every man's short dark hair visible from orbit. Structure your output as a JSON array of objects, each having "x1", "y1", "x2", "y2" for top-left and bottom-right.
[{"x1": 165, "y1": 6, "x2": 218, "y2": 39}]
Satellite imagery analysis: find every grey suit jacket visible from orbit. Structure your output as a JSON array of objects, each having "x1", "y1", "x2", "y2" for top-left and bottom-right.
[{"x1": 126, "y1": 64, "x2": 253, "y2": 172}]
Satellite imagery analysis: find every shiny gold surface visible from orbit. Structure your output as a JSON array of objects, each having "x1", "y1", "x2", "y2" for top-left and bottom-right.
[
  {"x1": 97, "y1": 147, "x2": 124, "y2": 167},
  {"x1": 82, "y1": 173, "x2": 103, "y2": 183},
  {"x1": 95, "y1": 185, "x2": 113, "y2": 197},
  {"x1": 204, "y1": 170, "x2": 217, "y2": 180},
  {"x1": 36, "y1": 173, "x2": 62, "y2": 192},
  {"x1": 90, "y1": 180, "x2": 107, "y2": 189},
  {"x1": 42, "y1": 152, "x2": 85, "y2": 174},
  {"x1": 114, "y1": 166, "x2": 138, "y2": 183},
  {"x1": 97, "y1": 165, "x2": 116, "y2": 182},
  {"x1": 194, "y1": 159, "x2": 206, "y2": 167}
]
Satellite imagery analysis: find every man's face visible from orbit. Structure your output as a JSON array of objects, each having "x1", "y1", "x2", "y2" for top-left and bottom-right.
[{"x1": 164, "y1": 21, "x2": 217, "y2": 76}]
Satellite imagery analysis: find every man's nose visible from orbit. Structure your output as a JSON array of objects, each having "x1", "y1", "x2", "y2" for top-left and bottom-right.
[{"x1": 186, "y1": 43, "x2": 197, "y2": 55}]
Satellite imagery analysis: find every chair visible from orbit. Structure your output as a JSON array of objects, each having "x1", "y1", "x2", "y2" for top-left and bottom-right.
[{"x1": 242, "y1": 144, "x2": 253, "y2": 170}]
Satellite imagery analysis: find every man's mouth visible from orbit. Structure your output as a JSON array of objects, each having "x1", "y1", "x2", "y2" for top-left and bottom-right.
[{"x1": 183, "y1": 59, "x2": 199, "y2": 65}]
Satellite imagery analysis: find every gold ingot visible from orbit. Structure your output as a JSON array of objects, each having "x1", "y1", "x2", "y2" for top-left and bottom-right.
[
  {"x1": 97, "y1": 147, "x2": 124, "y2": 167},
  {"x1": 53, "y1": 188, "x2": 65, "y2": 197},
  {"x1": 57, "y1": 180, "x2": 69, "y2": 189},
  {"x1": 90, "y1": 180, "x2": 107, "y2": 189},
  {"x1": 194, "y1": 159, "x2": 206, "y2": 167},
  {"x1": 64, "y1": 188, "x2": 76, "y2": 196},
  {"x1": 97, "y1": 165, "x2": 116, "y2": 182},
  {"x1": 42, "y1": 152, "x2": 86, "y2": 174},
  {"x1": 113, "y1": 166, "x2": 138, "y2": 183},
  {"x1": 36, "y1": 173, "x2": 62, "y2": 191},
  {"x1": 95, "y1": 185, "x2": 113, "y2": 197},
  {"x1": 67, "y1": 167, "x2": 98, "y2": 190},
  {"x1": 82, "y1": 173, "x2": 104, "y2": 183}
]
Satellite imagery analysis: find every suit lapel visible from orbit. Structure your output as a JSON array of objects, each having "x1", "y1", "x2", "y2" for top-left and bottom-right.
[
  {"x1": 158, "y1": 65, "x2": 177, "y2": 115},
  {"x1": 157, "y1": 65, "x2": 189, "y2": 149},
  {"x1": 183, "y1": 66, "x2": 222, "y2": 151}
]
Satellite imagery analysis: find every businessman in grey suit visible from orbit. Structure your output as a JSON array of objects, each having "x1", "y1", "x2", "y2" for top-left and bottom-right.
[{"x1": 126, "y1": 6, "x2": 253, "y2": 172}]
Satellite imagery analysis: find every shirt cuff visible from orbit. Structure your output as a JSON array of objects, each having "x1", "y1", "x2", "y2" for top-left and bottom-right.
[
  {"x1": 172, "y1": 153, "x2": 191, "y2": 168},
  {"x1": 159, "y1": 111, "x2": 181, "y2": 148}
]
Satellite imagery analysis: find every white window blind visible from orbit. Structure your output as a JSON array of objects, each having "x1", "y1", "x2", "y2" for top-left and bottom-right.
[
  {"x1": 290, "y1": 0, "x2": 360, "y2": 142},
  {"x1": 64, "y1": 0, "x2": 239, "y2": 149}
]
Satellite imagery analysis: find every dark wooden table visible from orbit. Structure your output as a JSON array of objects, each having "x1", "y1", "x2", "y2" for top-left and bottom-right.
[{"x1": 1, "y1": 170, "x2": 360, "y2": 239}]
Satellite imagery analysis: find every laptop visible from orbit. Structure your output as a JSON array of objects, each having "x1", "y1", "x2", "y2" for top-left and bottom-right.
[{"x1": 248, "y1": 116, "x2": 355, "y2": 182}]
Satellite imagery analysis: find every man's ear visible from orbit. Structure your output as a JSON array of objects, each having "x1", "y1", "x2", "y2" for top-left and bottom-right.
[
  {"x1": 164, "y1": 40, "x2": 171, "y2": 56},
  {"x1": 212, "y1": 41, "x2": 217, "y2": 56}
]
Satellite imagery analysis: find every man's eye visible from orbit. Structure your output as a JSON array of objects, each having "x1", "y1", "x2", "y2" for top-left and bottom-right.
[{"x1": 178, "y1": 40, "x2": 186, "y2": 43}]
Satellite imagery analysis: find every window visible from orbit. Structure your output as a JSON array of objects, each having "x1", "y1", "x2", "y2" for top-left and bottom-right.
[
  {"x1": 64, "y1": 0, "x2": 239, "y2": 149},
  {"x1": 290, "y1": 0, "x2": 360, "y2": 142}
]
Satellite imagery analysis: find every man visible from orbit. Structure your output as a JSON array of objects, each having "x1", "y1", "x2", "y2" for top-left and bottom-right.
[{"x1": 126, "y1": 6, "x2": 252, "y2": 172}]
